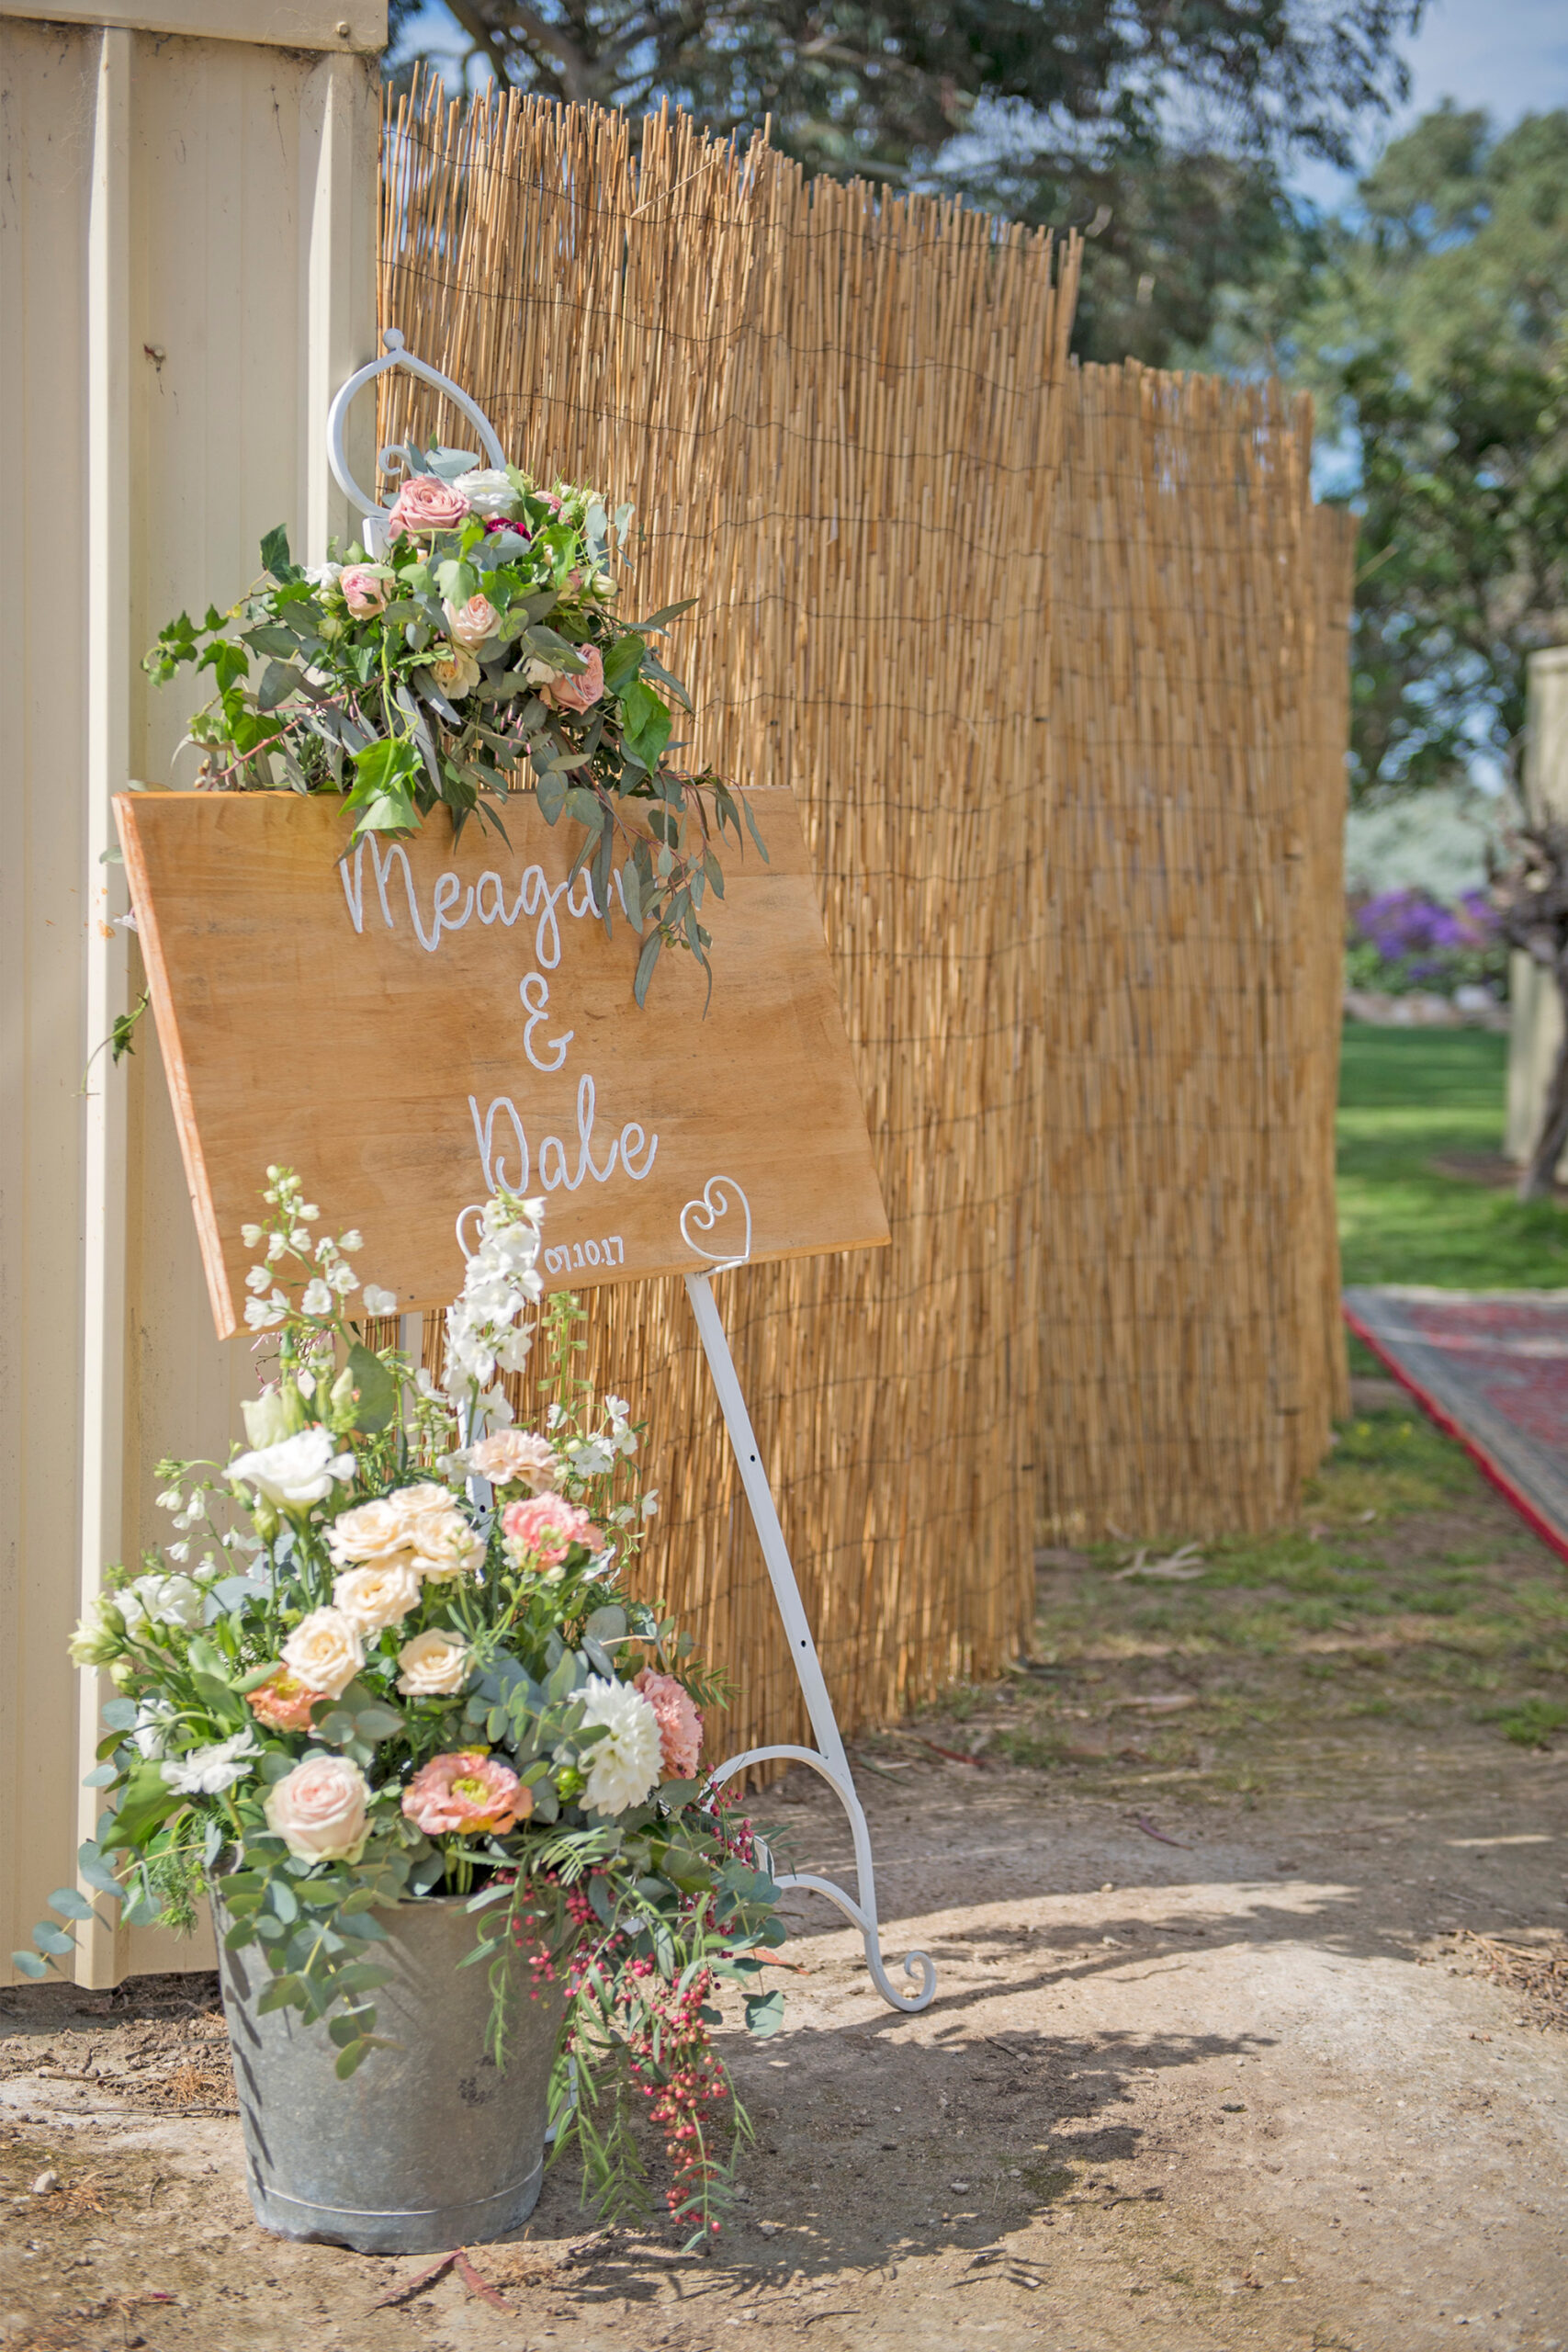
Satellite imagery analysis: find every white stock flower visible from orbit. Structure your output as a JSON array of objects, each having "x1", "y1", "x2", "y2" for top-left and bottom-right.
[
  {"x1": 577, "y1": 1677, "x2": 663, "y2": 1816},
  {"x1": 280, "y1": 1607, "x2": 364, "y2": 1700},
  {"x1": 300, "y1": 1277, "x2": 333, "y2": 1317},
  {"x1": 240, "y1": 1223, "x2": 263, "y2": 1247},
  {"x1": 395, "y1": 1626, "x2": 470, "y2": 1696},
  {"x1": 641, "y1": 1491, "x2": 659, "y2": 1519},
  {"x1": 120, "y1": 1571, "x2": 204, "y2": 1634},
  {"x1": 244, "y1": 1295, "x2": 287, "y2": 1331},
  {"x1": 162, "y1": 1728, "x2": 261, "y2": 1796},
  {"x1": 329, "y1": 1263, "x2": 358, "y2": 1295},
  {"x1": 332, "y1": 1557, "x2": 423, "y2": 1635},
  {"x1": 362, "y1": 1284, "x2": 399, "y2": 1316},
  {"x1": 229, "y1": 1425, "x2": 354, "y2": 1510}
]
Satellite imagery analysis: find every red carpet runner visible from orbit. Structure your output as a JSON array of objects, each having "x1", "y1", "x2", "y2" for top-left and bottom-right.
[{"x1": 1342, "y1": 1287, "x2": 1568, "y2": 1563}]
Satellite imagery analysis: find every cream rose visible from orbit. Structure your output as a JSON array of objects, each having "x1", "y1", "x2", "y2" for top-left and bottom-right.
[
  {"x1": 332, "y1": 1558, "x2": 423, "y2": 1636},
  {"x1": 329, "y1": 1497, "x2": 418, "y2": 1569},
  {"x1": 395, "y1": 1627, "x2": 471, "y2": 1697},
  {"x1": 264, "y1": 1754, "x2": 370, "y2": 1863},
  {"x1": 390, "y1": 1482, "x2": 461, "y2": 1521},
  {"x1": 412, "y1": 1510, "x2": 485, "y2": 1583},
  {"x1": 279, "y1": 1607, "x2": 364, "y2": 1701}
]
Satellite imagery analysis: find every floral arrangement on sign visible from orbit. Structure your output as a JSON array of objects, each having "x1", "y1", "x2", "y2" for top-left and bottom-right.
[
  {"x1": 142, "y1": 449, "x2": 765, "y2": 1007},
  {"x1": 17, "y1": 1170, "x2": 785, "y2": 2236}
]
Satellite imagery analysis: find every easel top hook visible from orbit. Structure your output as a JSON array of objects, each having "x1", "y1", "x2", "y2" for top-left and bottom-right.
[{"x1": 326, "y1": 328, "x2": 509, "y2": 555}]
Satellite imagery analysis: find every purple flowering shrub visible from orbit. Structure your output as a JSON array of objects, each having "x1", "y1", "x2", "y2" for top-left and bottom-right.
[{"x1": 1345, "y1": 888, "x2": 1506, "y2": 997}]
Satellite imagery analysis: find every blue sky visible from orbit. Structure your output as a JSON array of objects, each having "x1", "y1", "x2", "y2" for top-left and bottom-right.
[{"x1": 401, "y1": 0, "x2": 1568, "y2": 212}]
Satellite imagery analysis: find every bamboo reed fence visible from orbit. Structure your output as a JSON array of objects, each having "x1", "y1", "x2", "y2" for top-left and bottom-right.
[{"x1": 378, "y1": 77, "x2": 1352, "y2": 1761}]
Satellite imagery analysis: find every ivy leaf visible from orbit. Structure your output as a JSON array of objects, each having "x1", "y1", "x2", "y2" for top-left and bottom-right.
[
  {"x1": 259, "y1": 524, "x2": 294, "y2": 578},
  {"x1": 601, "y1": 632, "x2": 646, "y2": 695}
]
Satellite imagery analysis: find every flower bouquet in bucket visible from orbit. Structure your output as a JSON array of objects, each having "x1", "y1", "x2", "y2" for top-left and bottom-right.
[{"x1": 22, "y1": 1171, "x2": 785, "y2": 2253}]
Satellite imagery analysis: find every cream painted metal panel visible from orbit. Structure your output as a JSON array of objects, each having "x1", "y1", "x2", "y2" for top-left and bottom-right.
[
  {"x1": 1506, "y1": 648, "x2": 1568, "y2": 1172},
  {"x1": 1, "y1": 6, "x2": 380, "y2": 1983}
]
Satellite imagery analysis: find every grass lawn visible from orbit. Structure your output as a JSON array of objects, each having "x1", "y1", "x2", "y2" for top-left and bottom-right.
[{"x1": 1337, "y1": 1020, "x2": 1568, "y2": 1289}]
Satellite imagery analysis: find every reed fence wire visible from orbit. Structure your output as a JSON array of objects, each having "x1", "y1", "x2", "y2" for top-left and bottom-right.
[{"x1": 378, "y1": 75, "x2": 1350, "y2": 1762}]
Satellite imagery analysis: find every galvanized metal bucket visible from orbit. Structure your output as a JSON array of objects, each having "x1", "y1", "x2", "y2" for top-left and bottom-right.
[{"x1": 215, "y1": 1889, "x2": 564, "y2": 2255}]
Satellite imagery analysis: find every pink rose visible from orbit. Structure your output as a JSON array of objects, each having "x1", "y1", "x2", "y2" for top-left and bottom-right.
[
  {"x1": 537, "y1": 644, "x2": 604, "y2": 715},
  {"x1": 634, "y1": 1668, "x2": 704, "y2": 1779},
  {"x1": 400, "y1": 1749, "x2": 530, "y2": 1837},
  {"x1": 468, "y1": 1429, "x2": 557, "y2": 1491},
  {"x1": 386, "y1": 472, "x2": 470, "y2": 541},
  {"x1": 264, "y1": 1754, "x2": 370, "y2": 1862},
  {"x1": 500, "y1": 1492, "x2": 600, "y2": 1570},
  {"x1": 340, "y1": 566, "x2": 389, "y2": 618},
  {"x1": 246, "y1": 1667, "x2": 323, "y2": 1734},
  {"x1": 444, "y1": 593, "x2": 501, "y2": 651}
]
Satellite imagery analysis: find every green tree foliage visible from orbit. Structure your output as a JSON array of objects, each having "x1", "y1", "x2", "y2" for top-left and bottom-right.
[
  {"x1": 389, "y1": 0, "x2": 1418, "y2": 366},
  {"x1": 1238, "y1": 105, "x2": 1568, "y2": 799}
]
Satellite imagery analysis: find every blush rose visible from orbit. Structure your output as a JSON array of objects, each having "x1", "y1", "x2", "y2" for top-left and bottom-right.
[
  {"x1": 537, "y1": 644, "x2": 604, "y2": 714},
  {"x1": 265, "y1": 1754, "x2": 371, "y2": 1862},
  {"x1": 386, "y1": 473, "x2": 469, "y2": 539}
]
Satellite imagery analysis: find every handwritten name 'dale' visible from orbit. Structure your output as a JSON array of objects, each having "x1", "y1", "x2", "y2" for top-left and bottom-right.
[{"x1": 116, "y1": 789, "x2": 890, "y2": 1336}]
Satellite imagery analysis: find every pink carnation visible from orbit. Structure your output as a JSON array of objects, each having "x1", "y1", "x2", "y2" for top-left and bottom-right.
[
  {"x1": 386, "y1": 472, "x2": 469, "y2": 540},
  {"x1": 501, "y1": 1491, "x2": 600, "y2": 1568},
  {"x1": 634, "y1": 1668, "x2": 704, "y2": 1779},
  {"x1": 340, "y1": 565, "x2": 389, "y2": 618},
  {"x1": 400, "y1": 1749, "x2": 530, "y2": 1837},
  {"x1": 538, "y1": 644, "x2": 604, "y2": 715},
  {"x1": 246, "y1": 1667, "x2": 323, "y2": 1733}
]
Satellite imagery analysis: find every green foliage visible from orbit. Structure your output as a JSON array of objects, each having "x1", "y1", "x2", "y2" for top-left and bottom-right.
[
  {"x1": 1337, "y1": 1022, "x2": 1568, "y2": 1288},
  {"x1": 394, "y1": 1, "x2": 1416, "y2": 369},
  {"x1": 1224, "y1": 105, "x2": 1568, "y2": 799}
]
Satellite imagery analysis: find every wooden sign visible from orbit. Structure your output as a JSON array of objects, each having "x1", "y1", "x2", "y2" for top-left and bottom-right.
[{"x1": 116, "y1": 791, "x2": 889, "y2": 1340}]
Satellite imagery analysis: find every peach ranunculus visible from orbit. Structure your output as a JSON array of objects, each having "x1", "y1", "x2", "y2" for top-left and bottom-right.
[
  {"x1": 246, "y1": 1666, "x2": 324, "y2": 1733},
  {"x1": 400, "y1": 1749, "x2": 530, "y2": 1837},
  {"x1": 279, "y1": 1606, "x2": 364, "y2": 1701},
  {"x1": 395, "y1": 1626, "x2": 470, "y2": 1697},
  {"x1": 332, "y1": 1557, "x2": 423, "y2": 1636},
  {"x1": 634, "y1": 1668, "x2": 704, "y2": 1780},
  {"x1": 340, "y1": 565, "x2": 389, "y2": 618},
  {"x1": 537, "y1": 643, "x2": 604, "y2": 714},
  {"x1": 444, "y1": 593, "x2": 500, "y2": 651},
  {"x1": 468, "y1": 1429, "x2": 557, "y2": 1492},
  {"x1": 500, "y1": 1492, "x2": 600, "y2": 1573},
  {"x1": 386, "y1": 472, "x2": 469, "y2": 540},
  {"x1": 265, "y1": 1753, "x2": 370, "y2": 1862},
  {"x1": 328, "y1": 1497, "x2": 417, "y2": 1569}
]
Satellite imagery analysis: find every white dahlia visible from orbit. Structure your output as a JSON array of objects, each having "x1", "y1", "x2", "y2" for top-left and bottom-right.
[{"x1": 577, "y1": 1677, "x2": 662, "y2": 1817}]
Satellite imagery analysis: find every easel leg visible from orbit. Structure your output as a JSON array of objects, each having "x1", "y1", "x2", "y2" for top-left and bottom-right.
[{"x1": 683, "y1": 1272, "x2": 935, "y2": 2016}]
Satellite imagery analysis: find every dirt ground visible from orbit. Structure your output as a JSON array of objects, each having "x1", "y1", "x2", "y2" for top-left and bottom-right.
[{"x1": 4, "y1": 1389, "x2": 1566, "y2": 2352}]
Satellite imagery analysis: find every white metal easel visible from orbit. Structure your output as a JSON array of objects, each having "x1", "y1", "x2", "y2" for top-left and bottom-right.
[{"x1": 333, "y1": 334, "x2": 936, "y2": 2018}]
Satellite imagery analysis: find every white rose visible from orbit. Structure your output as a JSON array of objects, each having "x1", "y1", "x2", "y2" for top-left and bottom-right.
[
  {"x1": 120, "y1": 1572, "x2": 205, "y2": 1634},
  {"x1": 332, "y1": 1557, "x2": 423, "y2": 1636},
  {"x1": 162, "y1": 1728, "x2": 261, "y2": 1796},
  {"x1": 329, "y1": 1497, "x2": 419, "y2": 1568},
  {"x1": 449, "y1": 467, "x2": 519, "y2": 517},
  {"x1": 230, "y1": 1425, "x2": 354, "y2": 1510},
  {"x1": 411, "y1": 1509, "x2": 484, "y2": 1584},
  {"x1": 395, "y1": 1627, "x2": 471, "y2": 1696},
  {"x1": 280, "y1": 1607, "x2": 364, "y2": 1701},
  {"x1": 264, "y1": 1754, "x2": 370, "y2": 1863},
  {"x1": 577, "y1": 1677, "x2": 663, "y2": 1817}
]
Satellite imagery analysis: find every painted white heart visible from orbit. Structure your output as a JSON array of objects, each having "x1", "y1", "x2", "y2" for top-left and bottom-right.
[{"x1": 680, "y1": 1176, "x2": 752, "y2": 1269}]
